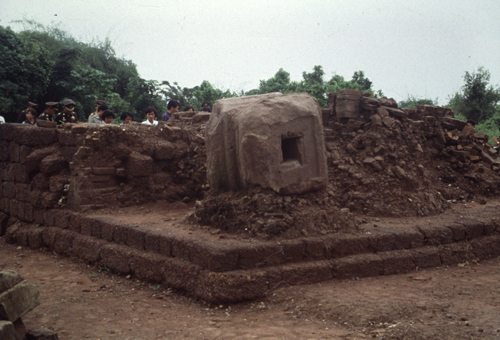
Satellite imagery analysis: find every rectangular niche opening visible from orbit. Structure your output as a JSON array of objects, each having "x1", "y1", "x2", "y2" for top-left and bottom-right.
[{"x1": 281, "y1": 137, "x2": 302, "y2": 165}]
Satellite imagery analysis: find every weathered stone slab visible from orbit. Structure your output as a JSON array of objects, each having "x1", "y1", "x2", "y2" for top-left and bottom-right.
[
  {"x1": 0, "y1": 279, "x2": 40, "y2": 322},
  {"x1": 91, "y1": 167, "x2": 115, "y2": 175},
  {"x1": 386, "y1": 107, "x2": 408, "y2": 119},
  {"x1": 207, "y1": 93, "x2": 327, "y2": 195},
  {"x1": 126, "y1": 153, "x2": 153, "y2": 177},
  {"x1": 26, "y1": 328, "x2": 59, "y2": 340},
  {"x1": 379, "y1": 97, "x2": 398, "y2": 108},
  {"x1": 40, "y1": 155, "x2": 66, "y2": 175},
  {"x1": 24, "y1": 148, "x2": 57, "y2": 174},
  {"x1": 0, "y1": 271, "x2": 24, "y2": 295},
  {"x1": 153, "y1": 141, "x2": 176, "y2": 160},
  {"x1": 360, "y1": 97, "x2": 380, "y2": 111},
  {"x1": 192, "y1": 112, "x2": 211, "y2": 124},
  {"x1": 10, "y1": 125, "x2": 58, "y2": 146},
  {"x1": 0, "y1": 320, "x2": 17, "y2": 340}
]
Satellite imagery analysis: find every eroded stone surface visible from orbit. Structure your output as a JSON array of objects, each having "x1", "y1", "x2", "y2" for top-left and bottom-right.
[
  {"x1": 0, "y1": 279, "x2": 40, "y2": 322},
  {"x1": 0, "y1": 320, "x2": 17, "y2": 340},
  {"x1": 26, "y1": 328, "x2": 59, "y2": 340},
  {"x1": 207, "y1": 93, "x2": 328, "y2": 195},
  {"x1": 0, "y1": 271, "x2": 24, "y2": 295}
]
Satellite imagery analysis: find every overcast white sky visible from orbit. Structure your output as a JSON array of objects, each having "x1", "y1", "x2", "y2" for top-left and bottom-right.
[{"x1": 2, "y1": 0, "x2": 500, "y2": 105}]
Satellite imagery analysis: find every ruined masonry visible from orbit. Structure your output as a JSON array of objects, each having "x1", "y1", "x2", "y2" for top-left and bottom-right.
[
  {"x1": 207, "y1": 93, "x2": 328, "y2": 195},
  {"x1": 1, "y1": 94, "x2": 500, "y2": 303}
]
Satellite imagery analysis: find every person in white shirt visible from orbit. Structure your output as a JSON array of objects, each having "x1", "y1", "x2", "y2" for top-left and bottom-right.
[
  {"x1": 0, "y1": 116, "x2": 5, "y2": 124},
  {"x1": 142, "y1": 106, "x2": 159, "y2": 125}
]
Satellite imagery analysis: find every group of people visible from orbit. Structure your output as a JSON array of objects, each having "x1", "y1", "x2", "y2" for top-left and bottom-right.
[
  {"x1": 16, "y1": 100, "x2": 77, "y2": 126},
  {"x1": 141, "y1": 100, "x2": 210, "y2": 125},
  {"x1": 7, "y1": 99, "x2": 211, "y2": 127}
]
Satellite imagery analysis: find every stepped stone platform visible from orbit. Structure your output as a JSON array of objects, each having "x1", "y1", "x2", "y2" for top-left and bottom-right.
[{"x1": 2, "y1": 200, "x2": 500, "y2": 303}]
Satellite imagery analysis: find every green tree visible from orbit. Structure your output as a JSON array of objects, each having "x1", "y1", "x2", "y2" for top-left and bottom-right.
[
  {"x1": 296, "y1": 65, "x2": 327, "y2": 107},
  {"x1": 70, "y1": 65, "x2": 118, "y2": 120},
  {"x1": 398, "y1": 95, "x2": 436, "y2": 109},
  {"x1": 325, "y1": 71, "x2": 382, "y2": 98},
  {"x1": 245, "y1": 68, "x2": 298, "y2": 96},
  {"x1": 350, "y1": 71, "x2": 372, "y2": 91},
  {"x1": 192, "y1": 80, "x2": 233, "y2": 110},
  {"x1": 262, "y1": 68, "x2": 298, "y2": 94},
  {"x1": 160, "y1": 81, "x2": 197, "y2": 110},
  {"x1": 124, "y1": 78, "x2": 166, "y2": 120},
  {"x1": 475, "y1": 113, "x2": 500, "y2": 143},
  {"x1": 448, "y1": 67, "x2": 500, "y2": 123},
  {"x1": 0, "y1": 25, "x2": 51, "y2": 122},
  {"x1": 246, "y1": 67, "x2": 382, "y2": 108},
  {"x1": 12, "y1": 20, "x2": 147, "y2": 120}
]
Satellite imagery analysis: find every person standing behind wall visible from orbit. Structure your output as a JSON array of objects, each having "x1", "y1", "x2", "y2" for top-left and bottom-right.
[
  {"x1": 55, "y1": 99, "x2": 79, "y2": 125},
  {"x1": 102, "y1": 110, "x2": 115, "y2": 124},
  {"x1": 17, "y1": 101, "x2": 38, "y2": 123},
  {"x1": 201, "y1": 102, "x2": 211, "y2": 113},
  {"x1": 142, "y1": 107, "x2": 159, "y2": 125},
  {"x1": 38, "y1": 102, "x2": 59, "y2": 121},
  {"x1": 120, "y1": 111, "x2": 133, "y2": 125},
  {"x1": 161, "y1": 100, "x2": 180, "y2": 122},
  {"x1": 22, "y1": 108, "x2": 37, "y2": 126},
  {"x1": 88, "y1": 100, "x2": 106, "y2": 122},
  {"x1": 89, "y1": 104, "x2": 108, "y2": 124}
]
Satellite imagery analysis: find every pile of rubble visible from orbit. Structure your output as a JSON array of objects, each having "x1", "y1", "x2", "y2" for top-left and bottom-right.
[
  {"x1": 192, "y1": 185, "x2": 360, "y2": 239},
  {"x1": 324, "y1": 90, "x2": 500, "y2": 217}
]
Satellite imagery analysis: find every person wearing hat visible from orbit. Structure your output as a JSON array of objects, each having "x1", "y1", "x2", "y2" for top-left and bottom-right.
[
  {"x1": 55, "y1": 99, "x2": 79, "y2": 125},
  {"x1": 88, "y1": 100, "x2": 106, "y2": 123},
  {"x1": 38, "y1": 102, "x2": 59, "y2": 122},
  {"x1": 201, "y1": 102, "x2": 211, "y2": 113},
  {"x1": 89, "y1": 104, "x2": 108, "y2": 124},
  {"x1": 17, "y1": 101, "x2": 38, "y2": 123}
]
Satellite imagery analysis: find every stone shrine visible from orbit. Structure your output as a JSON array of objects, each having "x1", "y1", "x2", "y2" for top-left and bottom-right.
[{"x1": 206, "y1": 92, "x2": 328, "y2": 195}]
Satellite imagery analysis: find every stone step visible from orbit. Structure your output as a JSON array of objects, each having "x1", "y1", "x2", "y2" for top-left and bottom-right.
[
  {"x1": 4, "y1": 220, "x2": 500, "y2": 303},
  {"x1": 6, "y1": 207, "x2": 500, "y2": 274}
]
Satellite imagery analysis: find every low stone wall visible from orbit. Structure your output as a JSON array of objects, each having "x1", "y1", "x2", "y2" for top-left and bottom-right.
[{"x1": 0, "y1": 122, "x2": 207, "y2": 218}]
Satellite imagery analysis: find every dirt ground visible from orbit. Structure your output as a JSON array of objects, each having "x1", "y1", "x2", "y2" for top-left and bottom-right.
[{"x1": 2, "y1": 236, "x2": 500, "y2": 340}]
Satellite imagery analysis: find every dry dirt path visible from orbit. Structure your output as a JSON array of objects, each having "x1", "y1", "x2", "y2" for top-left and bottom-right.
[{"x1": 1, "y1": 237, "x2": 500, "y2": 340}]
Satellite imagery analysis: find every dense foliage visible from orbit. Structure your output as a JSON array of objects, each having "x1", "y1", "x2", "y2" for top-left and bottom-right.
[
  {"x1": 245, "y1": 67, "x2": 383, "y2": 108},
  {"x1": 445, "y1": 67, "x2": 500, "y2": 142},
  {"x1": 1, "y1": 21, "x2": 169, "y2": 123},
  {"x1": 446, "y1": 67, "x2": 500, "y2": 123},
  {"x1": 0, "y1": 25, "x2": 51, "y2": 122},
  {"x1": 398, "y1": 96, "x2": 436, "y2": 109}
]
